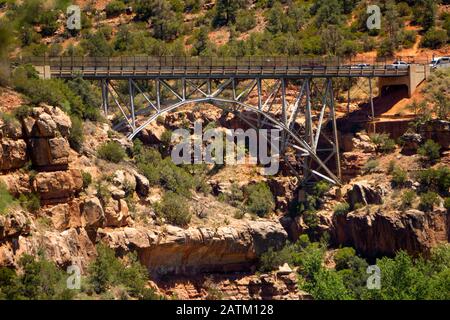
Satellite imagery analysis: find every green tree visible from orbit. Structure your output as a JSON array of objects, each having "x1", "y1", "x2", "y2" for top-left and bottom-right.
[
  {"x1": 213, "y1": 0, "x2": 240, "y2": 27},
  {"x1": 155, "y1": 191, "x2": 191, "y2": 226},
  {"x1": 245, "y1": 182, "x2": 275, "y2": 217},
  {"x1": 97, "y1": 141, "x2": 126, "y2": 163}
]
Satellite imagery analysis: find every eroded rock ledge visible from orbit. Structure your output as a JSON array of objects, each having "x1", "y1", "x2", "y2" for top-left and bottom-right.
[
  {"x1": 331, "y1": 208, "x2": 449, "y2": 258},
  {"x1": 99, "y1": 221, "x2": 288, "y2": 275}
]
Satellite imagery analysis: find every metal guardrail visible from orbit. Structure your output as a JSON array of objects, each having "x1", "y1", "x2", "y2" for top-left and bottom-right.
[{"x1": 19, "y1": 56, "x2": 424, "y2": 79}]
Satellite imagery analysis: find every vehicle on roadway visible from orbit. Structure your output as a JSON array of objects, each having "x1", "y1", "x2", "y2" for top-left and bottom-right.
[
  {"x1": 430, "y1": 56, "x2": 450, "y2": 69},
  {"x1": 387, "y1": 60, "x2": 409, "y2": 69}
]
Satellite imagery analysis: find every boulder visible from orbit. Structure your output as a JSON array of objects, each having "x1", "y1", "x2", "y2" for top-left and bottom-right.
[
  {"x1": 0, "y1": 210, "x2": 30, "y2": 241},
  {"x1": 134, "y1": 173, "x2": 150, "y2": 197},
  {"x1": 0, "y1": 138, "x2": 28, "y2": 171},
  {"x1": 30, "y1": 137, "x2": 70, "y2": 167},
  {"x1": 346, "y1": 180, "x2": 387, "y2": 208},
  {"x1": 104, "y1": 198, "x2": 130, "y2": 227},
  {"x1": 112, "y1": 170, "x2": 136, "y2": 193},
  {"x1": 33, "y1": 169, "x2": 83, "y2": 201},
  {"x1": 81, "y1": 196, "x2": 105, "y2": 229},
  {"x1": 44, "y1": 200, "x2": 82, "y2": 231},
  {"x1": 400, "y1": 132, "x2": 422, "y2": 155}
]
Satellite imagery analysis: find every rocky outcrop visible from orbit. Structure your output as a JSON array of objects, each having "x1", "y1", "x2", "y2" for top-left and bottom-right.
[
  {"x1": 0, "y1": 210, "x2": 30, "y2": 241},
  {"x1": 400, "y1": 132, "x2": 422, "y2": 155},
  {"x1": 340, "y1": 152, "x2": 372, "y2": 182},
  {"x1": 331, "y1": 208, "x2": 449, "y2": 258},
  {"x1": 22, "y1": 105, "x2": 72, "y2": 170},
  {"x1": 0, "y1": 228, "x2": 96, "y2": 269},
  {"x1": 418, "y1": 120, "x2": 450, "y2": 150},
  {"x1": 0, "y1": 117, "x2": 28, "y2": 171},
  {"x1": 345, "y1": 181, "x2": 388, "y2": 208},
  {"x1": 156, "y1": 271, "x2": 311, "y2": 300},
  {"x1": 268, "y1": 177, "x2": 297, "y2": 211},
  {"x1": 32, "y1": 169, "x2": 83, "y2": 201},
  {"x1": 99, "y1": 220, "x2": 288, "y2": 275}
]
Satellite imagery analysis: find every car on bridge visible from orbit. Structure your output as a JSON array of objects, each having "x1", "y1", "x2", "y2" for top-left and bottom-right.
[
  {"x1": 430, "y1": 56, "x2": 450, "y2": 69},
  {"x1": 350, "y1": 63, "x2": 371, "y2": 69},
  {"x1": 387, "y1": 60, "x2": 410, "y2": 70}
]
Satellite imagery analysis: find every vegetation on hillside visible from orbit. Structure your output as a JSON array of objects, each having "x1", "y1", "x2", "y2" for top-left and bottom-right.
[{"x1": 259, "y1": 235, "x2": 450, "y2": 300}]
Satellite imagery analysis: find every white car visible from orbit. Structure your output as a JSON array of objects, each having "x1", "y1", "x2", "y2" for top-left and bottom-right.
[
  {"x1": 430, "y1": 56, "x2": 450, "y2": 69},
  {"x1": 388, "y1": 60, "x2": 409, "y2": 69}
]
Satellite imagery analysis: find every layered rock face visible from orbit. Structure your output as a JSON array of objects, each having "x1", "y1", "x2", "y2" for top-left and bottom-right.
[
  {"x1": 155, "y1": 272, "x2": 310, "y2": 300},
  {"x1": 0, "y1": 117, "x2": 28, "y2": 171},
  {"x1": 99, "y1": 221, "x2": 287, "y2": 275},
  {"x1": 331, "y1": 208, "x2": 449, "y2": 258}
]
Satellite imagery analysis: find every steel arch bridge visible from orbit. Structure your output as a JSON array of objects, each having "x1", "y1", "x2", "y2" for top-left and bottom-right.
[{"x1": 25, "y1": 55, "x2": 425, "y2": 186}]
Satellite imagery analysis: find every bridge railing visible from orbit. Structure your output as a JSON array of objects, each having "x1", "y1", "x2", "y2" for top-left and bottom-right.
[{"x1": 19, "y1": 55, "x2": 431, "y2": 69}]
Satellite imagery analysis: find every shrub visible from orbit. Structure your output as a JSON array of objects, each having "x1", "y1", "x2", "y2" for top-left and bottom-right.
[
  {"x1": 82, "y1": 172, "x2": 92, "y2": 190},
  {"x1": 97, "y1": 141, "x2": 126, "y2": 163},
  {"x1": 421, "y1": 28, "x2": 448, "y2": 49},
  {"x1": 417, "y1": 167, "x2": 450, "y2": 196},
  {"x1": 105, "y1": 0, "x2": 126, "y2": 17},
  {"x1": 334, "y1": 247, "x2": 356, "y2": 271},
  {"x1": 68, "y1": 116, "x2": 84, "y2": 152},
  {"x1": 387, "y1": 160, "x2": 397, "y2": 174},
  {"x1": 334, "y1": 202, "x2": 350, "y2": 215},
  {"x1": 444, "y1": 197, "x2": 450, "y2": 212},
  {"x1": 401, "y1": 190, "x2": 416, "y2": 209},
  {"x1": 369, "y1": 133, "x2": 396, "y2": 153},
  {"x1": 0, "y1": 182, "x2": 14, "y2": 215},
  {"x1": 418, "y1": 139, "x2": 441, "y2": 163},
  {"x1": 258, "y1": 244, "x2": 297, "y2": 272},
  {"x1": 419, "y1": 191, "x2": 439, "y2": 212},
  {"x1": 235, "y1": 10, "x2": 257, "y2": 32},
  {"x1": 18, "y1": 193, "x2": 40, "y2": 212},
  {"x1": 7, "y1": 254, "x2": 75, "y2": 300},
  {"x1": 155, "y1": 191, "x2": 191, "y2": 226},
  {"x1": 363, "y1": 159, "x2": 379, "y2": 173},
  {"x1": 391, "y1": 167, "x2": 408, "y2": 187},
  {"x1": 245, "y1": 182, "x2": 275, "y2": 217}
]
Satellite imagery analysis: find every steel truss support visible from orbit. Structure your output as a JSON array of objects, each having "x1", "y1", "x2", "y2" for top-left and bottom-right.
[{"x1": 100, "y1": 76, "x2": 342, "y2": 186}]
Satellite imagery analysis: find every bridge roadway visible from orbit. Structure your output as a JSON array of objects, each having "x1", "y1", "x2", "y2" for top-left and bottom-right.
[{"x1": 23, "y1": 56, "x2": 417, "y2": 80}]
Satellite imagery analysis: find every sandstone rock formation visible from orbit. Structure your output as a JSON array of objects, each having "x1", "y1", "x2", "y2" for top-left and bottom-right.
[
  {"x1": 331, "y1": 208, "x2": 449, "y2": 258},
  {"x1": 99, "y1": 220, "x2": 288, "y2": 275}
]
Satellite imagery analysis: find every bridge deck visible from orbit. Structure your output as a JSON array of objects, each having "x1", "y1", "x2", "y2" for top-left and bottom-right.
[{"x1": 22, "y1": 56, "x2": 417, "y2": 79}]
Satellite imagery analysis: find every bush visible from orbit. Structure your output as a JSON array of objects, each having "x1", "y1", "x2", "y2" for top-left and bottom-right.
[
  {"x1": 363, "y1": 159, "x2": 379, "y2": 173},
  {"x1": 97, "y1": 141, "x2": 126, "y2": 163},
  {"x1": 369, "y1": 133, "x2": 396, "y2": 153},
  {"x1": 18, "y1": 193, "x2": 40, "y2": 212},
  {"x1": 235, "y1": 10, "x2": 257, "y2": 32},
  {"x1": 0, "y1": 182, "x2": 14, "y2": 215},
  {"x1": 444, "y1": 197, "x2": 450, "y2": 212},
  {"x1": 419, "y1": 191, "x2": 439, "y2": 212},
  {"x1": 417, "y1": 167, "x2": 450, "y2": 196},
  {"x1": 391, "y1": 166, "x2": 408, "y2": 187},
  {"x1": 418, "y1": 139, "x2": 441, "y2": 163},
  {"x1": 401, "y1": 190, "x2": 416, "y2": 209},
  {"x1": 88, "y1": 243, "x2": 159, "y2": 299},
  {"x1": 68, "y1": 116, "x2": 84, "y2": 152},
  {"x1": 258, "y1": 244, "x2": 297, "y2": 272},
  {"x1": 0, "y1": 254, "x2": 75, "y2": 300},
  {"x1": 421, "y1": 28, "x2": 448, "y2": 49},
  {"x1": 334, "y1": 202, "x2": 350, "y2": 215},
  {"x1": 105, "y1": 0, "x2": 126, "y2": 17},
  {"x1": 245, "y1": 182, "x2": 275, "y2": 217},
  {"x1": 334, "y1": 247, "x2": 356, "y2": 271},
  {"x1": 82, "y1": 172, "x2": 92, "y2": 190},
  {"x1": 155, "y1": 191, "x2": 191, "y2": 226}
]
